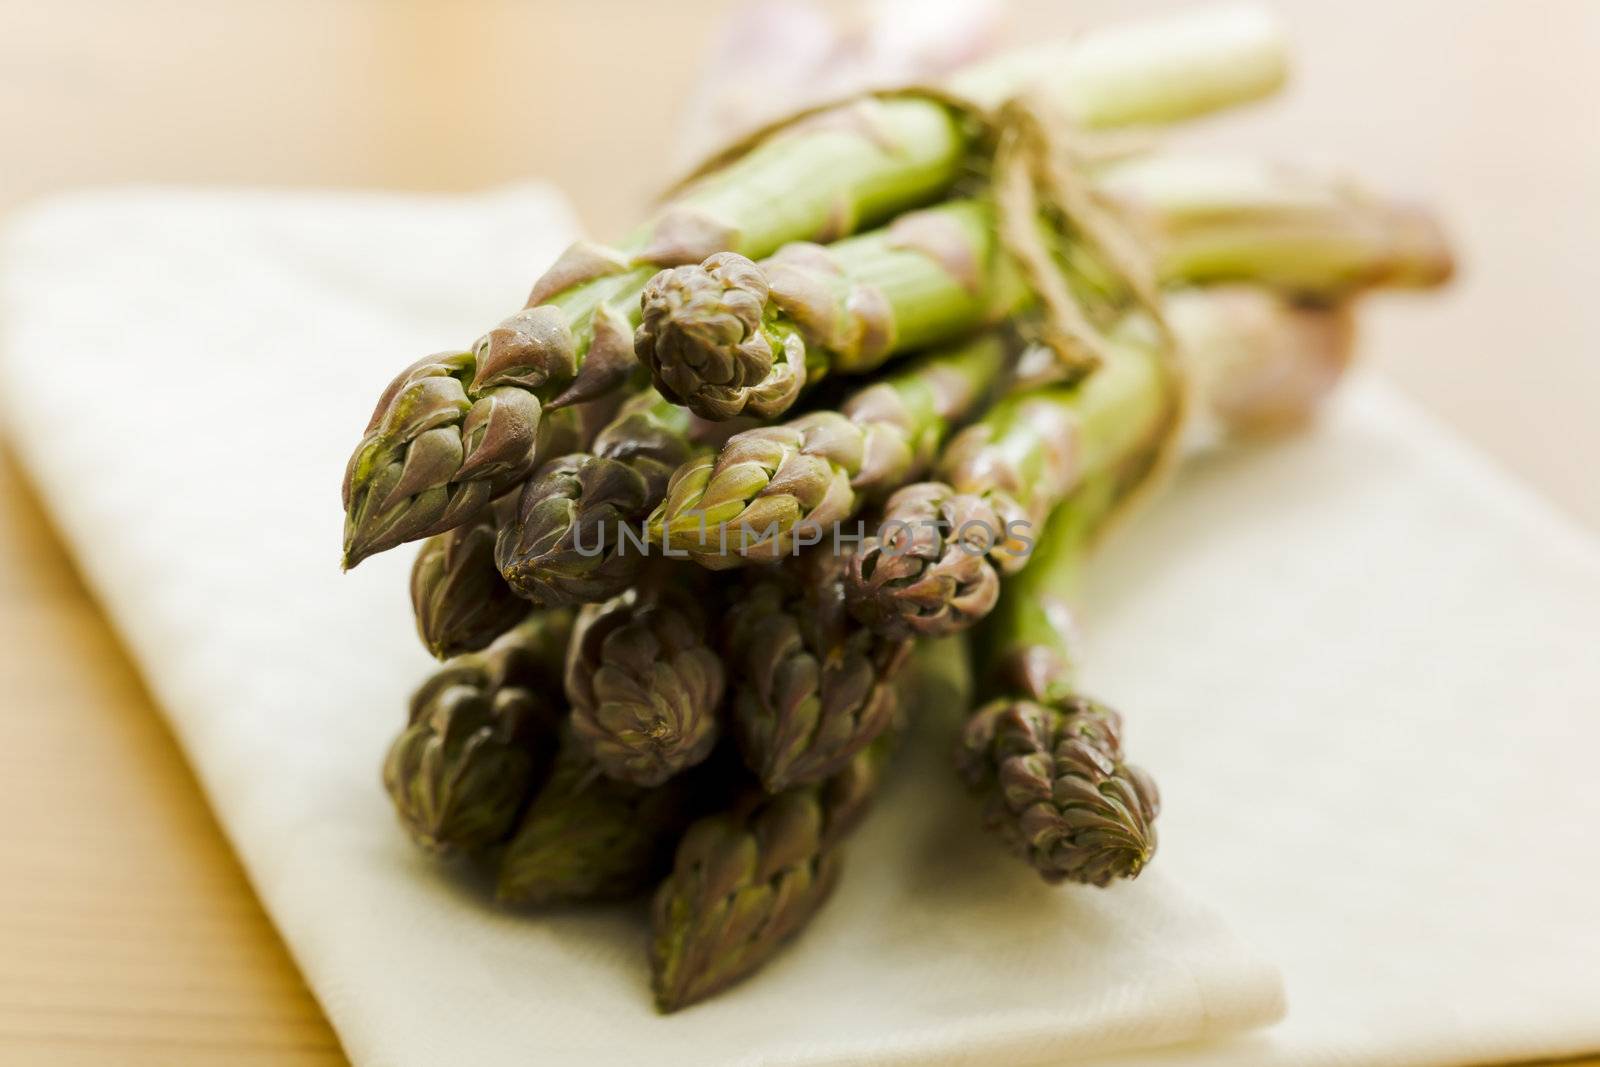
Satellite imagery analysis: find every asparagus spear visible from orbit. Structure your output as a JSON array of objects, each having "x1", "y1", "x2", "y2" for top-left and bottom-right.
[
  {"x1": 565, "y1": 576, "x2": 727, "y2": 787},
  {"x1": 408, "y1": 394, "x2": 623, "y2": 655},
  {"x1": 495, "y1": 390, "x2": 696, "y2": 607},
  {"x1": 382, "y1": 611, "x2": 573, "y2": 856},
  {"x1": 724, "y1": 551, "x2": 911, "y2": 792},
  {"x1": 650, "y1": 330, "x2": 1012, "y2": 564},
  {"x1": 649, "y1": 637, "x2": 966, "y2": 1012},
  {"x1": 636, "y1": 199, "x2": 1026, "y2": 421},
  {"x1": 556, "y1": 166, "x2": 1406, "y2": 582},
  {"x1": 1102, "y1": 155, "x2": 1454, "y2": 293},
  {"x1": 341, "y1": 11, "x2": 1288, "y2": 566},
  {"x1": 958, "y1": 480, "x2": 1158, "y2": 885},
  {"x1": 846, "y1": 273, "x2": 1378, "y2": 639},
  {"x1": 848, "y1": 312, "x2": 1175, "y2": 640},
  {"x1": 642, "y1": 159, "x2": 1425, "y2": 564},
  {"x1": 341, "y1": 368, "x2": 615, "y2": 569},
  {"x1": 495, "y1": 732, "x2": 706, "y2": 906},
  {"x1": 410, "y1": 500, "x2": 527, "y2": 660},
  {"x1": 647, "y1": 769, "x2": 854, "y2": 1013},
  {"x1": 650, "y1": 792, "x2": 824, "y2": 1010},
  {"x1": 637, "y1": 156, "x2": 1449, "y2": 422}
]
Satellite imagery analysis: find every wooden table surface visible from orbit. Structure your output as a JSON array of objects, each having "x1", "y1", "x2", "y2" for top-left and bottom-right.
[{"x1": 1, "y1": 2, "x2": 1596, "y2": 1063}]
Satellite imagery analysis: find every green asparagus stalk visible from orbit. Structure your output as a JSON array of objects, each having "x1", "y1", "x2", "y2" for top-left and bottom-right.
[
  {"x1": 846, "y1": 273, "x2": 1378, "y2": 639},
  {"x1": 381, "y1": 611, "x2": 573, "y2": 856},
  {"x1": 848, "y1": 312, "x2": 1175, "y2": 640},
  {"x1": 724, "y1": 551, "x2": 911, "y2": 792},
  {"x1": 565, "y1": 576, "x2": 727, "y2": 786},
  {"x1": 651, "y1": 638, "x2": 968, "y2": 1011},
  {"x1": 1100, "y1": 155, "x2": 1454, "y2": 293},
  {"x1": 341, "y1": 11, "x2": 1288, "y2": 566},
  {"x1": 495, "y1": 732, "x2": 707, "y2": 906},
  {"x1": 643, "y1": 160, "x2": 1422, "y2": 565},
  {"x1": 958, "y1": 480, "x2": 1158, "y2": 885},
  {"x1": 636, "y1": 156, "x2": 1448, "y2": 422},
  {"x1": 636, "y1": 199, "x2": 1026, "y2": 420},
  {"x1": 649, "y1": 330, "x2": 1012, "y2": 564},
  {"x1": 410, "y1": 500, "x2": 527, "y2": 660},
  {"x1": 495, "y1": 390, "x2": 696, "y2": 607}
]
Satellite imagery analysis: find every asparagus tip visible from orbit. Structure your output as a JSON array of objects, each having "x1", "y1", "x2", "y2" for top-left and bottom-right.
[
  {"x1": 636, "y1": 253, "x2": 800, "y2": 420},
  {"x1": 844, "y1": 483, "x2": 1004, "y2": 639},
  {"x1": 960, "y1": 696, "x2": 1160, "y2": 886}
]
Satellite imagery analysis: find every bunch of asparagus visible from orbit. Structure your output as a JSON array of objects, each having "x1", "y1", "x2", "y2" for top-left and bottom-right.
[{"x1": 355, "y1": 6, "x2": 1452, "y2": 1011}]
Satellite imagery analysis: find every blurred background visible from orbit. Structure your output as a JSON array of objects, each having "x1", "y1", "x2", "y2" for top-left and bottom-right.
[{"x1": 1, "y1": 2, "x2": 1596, "y2": 1064}]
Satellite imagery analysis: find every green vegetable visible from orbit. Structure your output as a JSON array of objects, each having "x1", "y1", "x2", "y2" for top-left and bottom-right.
[
  {"x1": 650, "y1": 330, "x2": 1011, "y2": 564},
  {"x1": 566, "y1": 576, "x2": 727, "y2": 786},
  {"x1": 958, "y1": 482, "x2": 1158, "y2": 885},
  {"x1": 724, "y1": 552, "x2": 910, "y2": 792},
  {"x1": 341, "y1": 10, "x2": 1288, "y2": 565},
  {"x1": 381, "y1": 612, "x2": 572, "y2": 855},
  {"x1": 495, "y1": 735, "x2": 705, "y2": 906},
  {"x1": 847, "y1": 312, "x2": 1174, "y2": 639},
  {"x1": 409, "y1": 502, "x2": 527, "y2": 660},
  {"x1": 650, "y1": 638, "x2": 966, "y2": 1011},
  {"x1": 496, "y1": 390, "x2": 696, "y2": 607}
]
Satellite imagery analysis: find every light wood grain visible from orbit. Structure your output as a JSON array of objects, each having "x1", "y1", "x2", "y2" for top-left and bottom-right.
[
  {"x1": 0, "y1": 454, "x2": 344, "y2": 1066},
  {"x1": 0, "y1": 1, "x2": 1596, "y2": 1064}
]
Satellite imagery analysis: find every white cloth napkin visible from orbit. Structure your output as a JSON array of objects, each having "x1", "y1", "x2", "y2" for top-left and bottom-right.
[
  {"x1": 1, "y1": 186, "x2": 1596, "y2": 1067},
  {"x1": 0, "y1": 187, "x2": 1281, "y2": 1067},
  {"x1": 1075, "y1": 385, "x2": 1600, "y2": 1067}
]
